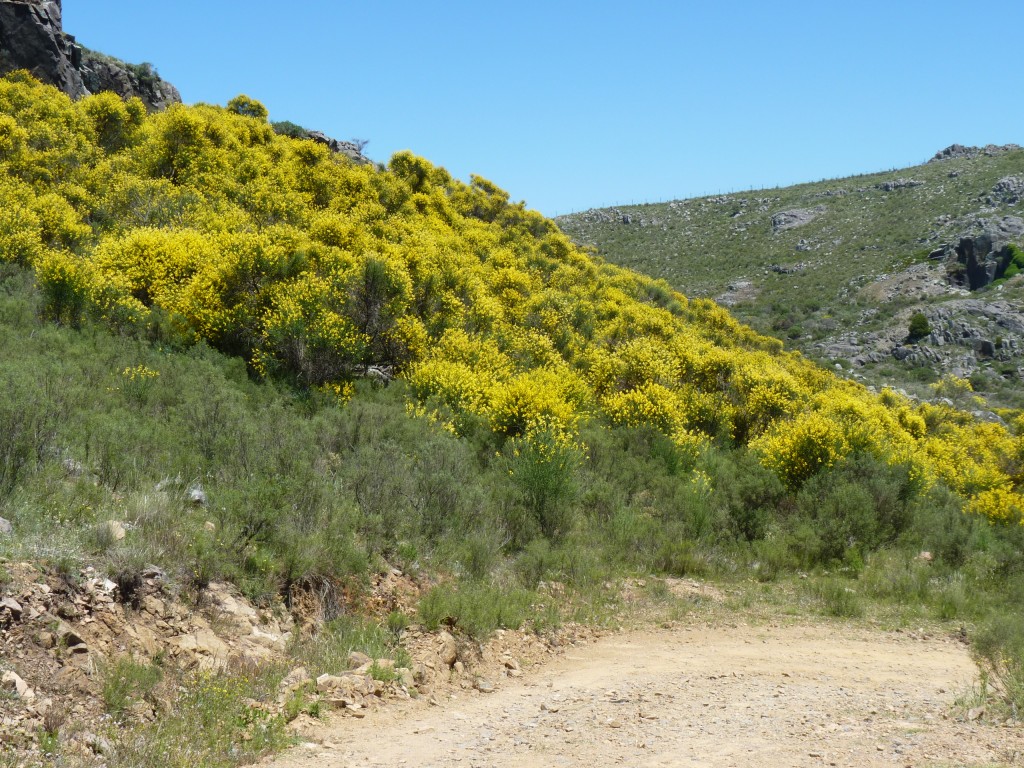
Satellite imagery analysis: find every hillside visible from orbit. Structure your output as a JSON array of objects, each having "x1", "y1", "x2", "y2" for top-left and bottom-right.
[
  {"x1": 556, "y1": 146, "x2": 1024, "y2": 408},
  {"x1": 0, "y1": 69, "x2": 1023, "y2": 766}
]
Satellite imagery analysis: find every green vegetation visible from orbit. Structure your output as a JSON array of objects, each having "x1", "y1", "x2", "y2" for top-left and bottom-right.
[
  {"x1": 293, "y1": 614, "x2": 411, "y2": 676},
  {"x1": 1001, "y1": 243, "x2": 1024, "y2": 281},
  {"x1": 103, "y1": 665, "x2": 298, "y2": 768},
  {"x1": 557, "y1": 149, "x2": 1024, "y2": 406},
  {"x1": 908, "y1": 311, "x2": 930, "y2": 341},
  {"x1": 101, "y1": 656, "x2": 163, "y2": 722},
  {"x1": 0, "y1": 71, "x2": 1022, "y2": 762}
]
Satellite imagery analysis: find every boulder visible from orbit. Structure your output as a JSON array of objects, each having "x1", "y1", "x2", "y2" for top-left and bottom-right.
[
  {"x1": 948, "y1": 217, "x2": 1024, "y2": 290},
  {"x1": 187, "y1": 485, "x2": 207, "y2": 506},
  {"x1": 347, "y1": 650, "x2": 372, "y2": 670},
  {"x1": 875, "y1": 179, "x2": 923, "y2": 191},
  {"x1": 99, "y1": 520, "x2": 126, "y2": 541},
  {"x1": 1, "y1": 670, "x2": 34, "y2": 700},
  {"x1": 771, "y1": 207, "x2": 825, "y2": 232},
  {"x1": 437, "y1": 630, "x2": 458, "y2": 667},
  {"x1": 0, "y1": 597, "x2": 23, "y2": 620},
  {"x1": 991, "y1": 175, "x2": 1024, "y2": 206}
]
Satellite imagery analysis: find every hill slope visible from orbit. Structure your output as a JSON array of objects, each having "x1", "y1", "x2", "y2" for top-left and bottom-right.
[
  {"x1": 2, "y1": 71, "x2": 1024, "y2": 768},
  {"x1": 556, "y1": 145, "x2": 1024, "y2": 408},
  {"x1": 0, "y1": 70, "x2": 1022, "y2": 527},
  {"x1": 1, "y1": 72, "x2": 1021, "y2": 527}
]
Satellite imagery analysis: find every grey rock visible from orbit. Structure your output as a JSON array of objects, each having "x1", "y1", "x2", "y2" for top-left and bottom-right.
[
  {"x1": 947, "y1": 217, "x2": 1024, "y2": 290},
  {"x1": 771, "y1": 206, "x2": 825, "y2": 232},
  {"x1": 0, "y1": 516, "x2": 11, "y2": 535},
  {"x1": 474, "y1": 678, "x2": 496, "y2": 693},
  {"x1": 0, "y1": 0, "x2": 180, "y2": 111},
  {"x1": 876, "y1": 179, "x2": 924, "y2": 192},
  {"x1": 0, "y1": 0, "x2": 85, "y2": 97},
  {"x1": 991, "y1": 175, "x2": 1024, "y2": 205},
  {"x1": 305, "y1": 130, "x2": 371, "y2": 165},
  {"x1": 79, "y1": 53, "x2": 180, "y2": 112},
  {"x1": 0, "y1": 597, "x2": 23, "y2": 619},
  {"x1": 929, "y1": 143, "x2": 1021, "y2": 162},
  {"x1": 972, "y1": 338, "x2": 996, "y2": 357}
]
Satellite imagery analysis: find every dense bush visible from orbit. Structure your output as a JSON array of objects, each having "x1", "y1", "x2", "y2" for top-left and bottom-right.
[
  {"x1": 908, "y1": 312, "x2": 930, "y2": 340},
  {"x1": 0, "y1": 72, "x2": 1019, "y2": 525},
  {"x1": 0, "y1": 73, "x2": 1022, "y2": 664}
]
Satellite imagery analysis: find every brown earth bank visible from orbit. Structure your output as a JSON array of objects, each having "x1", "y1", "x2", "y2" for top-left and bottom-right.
[{"x1": 265, "y1": 622, "x2": 1023, "y2": 768}]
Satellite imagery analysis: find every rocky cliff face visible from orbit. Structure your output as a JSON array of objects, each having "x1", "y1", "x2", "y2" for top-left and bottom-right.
[{"x1": 0, "y1": 0, "x2": 180, "y2": 110}]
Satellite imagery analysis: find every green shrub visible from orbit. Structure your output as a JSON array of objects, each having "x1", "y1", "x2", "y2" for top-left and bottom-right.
[
  {"x1": 101, "y1": 656, "x2": 163, "y2": 722},
  {"x1": 270, "y1": 120, "x2": 309, "y2": 139},
  {"x1": 104, "y1": 665, "x2": 294, "y2": 768},
  {"x1": 860, "y1": 550, "x2": 932, "y2": 603},
  {"x1": 293, "y1": 615, "x2": 409, "y2": 677},
  {"x1": 974, "y1": 612, "x2": 1024, "y2": 717},
  {"x1": 419, "y1": 582, "x2": 538, "y2": 639},
  {"x1": 813, "y1": 578, "x2": 863, "y2": 618},
  {"x1": 908, "y1": 312, "x2": 930, "y2": 341},
  {"x1": 501, "y1": 432, "x2": 580, "y2": 543}
]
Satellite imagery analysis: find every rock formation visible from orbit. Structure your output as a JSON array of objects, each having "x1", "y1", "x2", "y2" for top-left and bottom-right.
[
  {"x1": 0, "y1": 0, "x2": 180, "y2": 110},
  {"x1": 929, "y1": 143, "x2": 1021, "y2": 162},
  {"x1": 306, "y1": 130, "x2": 372, "y2": 165},
  {"x1": 943, "y1": 216, "x2": 1024, "y2": 290}
]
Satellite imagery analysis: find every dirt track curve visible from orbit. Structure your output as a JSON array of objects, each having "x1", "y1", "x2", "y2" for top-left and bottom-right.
[{"x1": 266, "y1": 622, "x2": 1023, "y2": 768}]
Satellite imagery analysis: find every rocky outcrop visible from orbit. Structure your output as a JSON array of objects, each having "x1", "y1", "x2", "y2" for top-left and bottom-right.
[
  {"x1": 771, "y1": 206, "x2": 825, "y2": 232},
  {"x1": 0, "y1": 0, "x2": 180, "y2": 111},
  {"x1": 943, "y1": 216, "x2": 1024, "y2": 290},
  {"x1": 875, "y1": 178, "x2": 924, "y2": 192},
  {"x1": 929, "y1": 143, "x2": 1021, "y2": 162},
  {"x1": 79, "y1": 52, "x2": 180, "y2": 112},
  {"x1": 306, "y1": 130, "x2": 372, "y2": 165},
  {"x1": 990, "y1": 175, "x2": 1024, "y2": 206},
  {"x1": 0, "y1": 0, "x2": 85, "y2": 96},
  {"x1": 818, "y1": 298, "x2": 1024, "y2": 382}
]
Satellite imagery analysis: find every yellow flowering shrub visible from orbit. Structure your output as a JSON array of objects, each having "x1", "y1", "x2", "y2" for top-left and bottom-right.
[
  {"x1": 751, "y1": 411, "x2": 850, "y2": 489},
  {"x1": 0, "y1": 71, "x2": 1021, "y2": 525}
]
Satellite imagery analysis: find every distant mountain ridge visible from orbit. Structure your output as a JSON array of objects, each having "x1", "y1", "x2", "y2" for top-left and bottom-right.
[{"x1": 556, "y1": 144, "x2": 1024, "y2": 409}]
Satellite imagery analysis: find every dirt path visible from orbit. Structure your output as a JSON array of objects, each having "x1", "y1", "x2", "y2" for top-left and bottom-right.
[{"x1": 268, "y1": 622, "x2": 1022, "y2": 768}]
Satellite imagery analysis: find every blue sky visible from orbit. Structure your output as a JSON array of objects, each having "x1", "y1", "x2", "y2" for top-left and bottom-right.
[{"x1": 64, "y1": 1, "x2": 1023, "y2": 216}]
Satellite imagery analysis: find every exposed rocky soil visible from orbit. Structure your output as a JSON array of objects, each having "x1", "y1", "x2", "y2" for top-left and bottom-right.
[
  {"x1": 0, "y1": 559, "x2": 589, "y2": 763},
  {"x1": 2, "y1": 557, "x2": 1022, "y2": 766},
  {"x1": 266, "y1": 622, "x2": 1022, "y2": 768},
  {"x1": 0, "y1": 560, "x2": 296, "y2": 760}
]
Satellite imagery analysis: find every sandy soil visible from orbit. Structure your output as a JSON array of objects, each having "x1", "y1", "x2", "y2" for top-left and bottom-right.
[{"x1": 267, "y1": 622, "x2": 1022, "y2": 768}]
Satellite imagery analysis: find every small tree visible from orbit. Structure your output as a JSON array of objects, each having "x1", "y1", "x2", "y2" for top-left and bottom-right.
[
  {"x1": 908, "y1": 312, "x2": 930, "y2": 341},
  {"x1": 226, "y1": 94, "x2": 268, "y2": 122}
]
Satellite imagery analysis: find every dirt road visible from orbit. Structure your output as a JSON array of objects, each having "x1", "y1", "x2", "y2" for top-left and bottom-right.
[{"x1": 268, "y1": 622, "x2": 1022, "y2": 767}]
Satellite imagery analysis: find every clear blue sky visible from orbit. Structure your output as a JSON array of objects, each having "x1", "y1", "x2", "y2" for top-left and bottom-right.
[{"x1": 64, "y1": 1, "x2": 1023, "y2": 217}]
